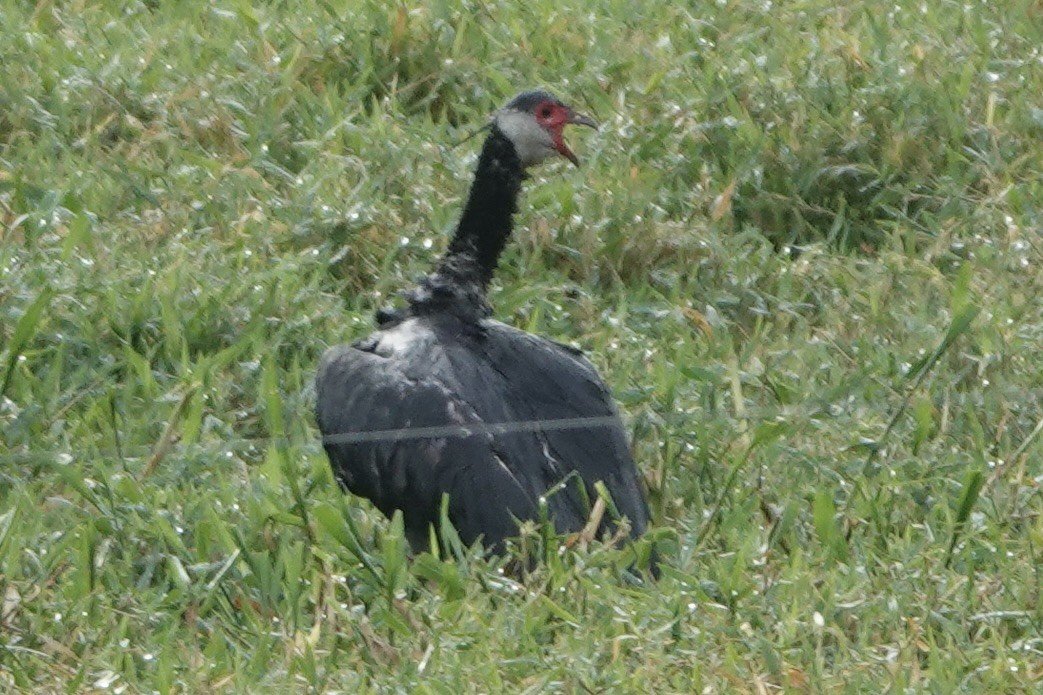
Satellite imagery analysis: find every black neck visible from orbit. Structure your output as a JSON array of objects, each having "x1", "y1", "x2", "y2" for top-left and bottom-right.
[
  {"x1": 398, "y1": 124, "x2": 524, "y2": 321},
  {"x1": 435, "y1": 124, "x2": 524, "y2": 288}
]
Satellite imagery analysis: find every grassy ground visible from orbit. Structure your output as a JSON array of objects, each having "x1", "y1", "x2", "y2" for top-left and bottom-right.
[{"x1": 2, "y1": 0, "x2": 1042, "y2": 691}]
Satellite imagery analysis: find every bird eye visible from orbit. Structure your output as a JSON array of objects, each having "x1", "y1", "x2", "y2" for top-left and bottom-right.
[{"x1": 539, "y1": 105, "x2": 553, "y2": 118}]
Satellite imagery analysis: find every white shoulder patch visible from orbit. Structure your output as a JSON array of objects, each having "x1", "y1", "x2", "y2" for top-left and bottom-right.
[{"x1": 375, "y1": 318, "x2": 432, "y2": 356}]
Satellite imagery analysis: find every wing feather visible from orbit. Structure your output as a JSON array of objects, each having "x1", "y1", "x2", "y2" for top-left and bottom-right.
[
  {"x1": 315, "y1": 316, "x2": 651, "y2": 551},
  {"x1": 316, "y1": 342, "x2": 540, "y2": 551}
]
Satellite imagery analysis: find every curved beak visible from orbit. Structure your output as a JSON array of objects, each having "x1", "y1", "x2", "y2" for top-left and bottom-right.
[
  {"x1": 556, "y1": 109, "x2": 598, "y2": 166},
  {"x1": 566, "y1": 109, "x2": 598, "y2": 130}
]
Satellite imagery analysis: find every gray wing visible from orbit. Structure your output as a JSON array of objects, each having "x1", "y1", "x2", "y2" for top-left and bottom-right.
[
  {"x1": 315, "y1": 340, "x2": 543, "y2": 551},
  {"x1": 452, "y1": 321, "x2": 651, "y2": 538},
  {"x1": 315, "y1": 317, "x2": 651, "y2": 551}
]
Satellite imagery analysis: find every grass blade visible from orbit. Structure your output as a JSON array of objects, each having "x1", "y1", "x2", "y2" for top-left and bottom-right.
[
  {"x1": 945, "y1": 469, "x2": 985, "y2": 569},
  {"x1": 1, "y1": 288, "x2": 53, "y2": 399}
]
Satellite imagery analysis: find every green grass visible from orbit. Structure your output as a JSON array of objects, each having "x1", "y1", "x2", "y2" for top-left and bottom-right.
[{"x1": 2, "y1": 0, "x2": 1042, "y2": 691}]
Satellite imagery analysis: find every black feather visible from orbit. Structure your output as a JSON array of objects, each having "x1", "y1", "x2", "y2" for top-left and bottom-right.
[
  {"x1": 503, "y1": 89, "x2": 564, "y2": 113},
  {"x1": 316, "y1": 91, "x2": 654, "y2": 570}
]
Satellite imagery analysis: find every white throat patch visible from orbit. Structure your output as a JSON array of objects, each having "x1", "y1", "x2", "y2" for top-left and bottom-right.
[{"x1": 493, "y1": 109, "x2": 557, "y2": 168}]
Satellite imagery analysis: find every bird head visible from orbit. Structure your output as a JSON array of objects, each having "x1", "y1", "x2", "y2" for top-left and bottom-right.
[{"x1": 492, "y1": 90, "x2": 598, "y2": 169}]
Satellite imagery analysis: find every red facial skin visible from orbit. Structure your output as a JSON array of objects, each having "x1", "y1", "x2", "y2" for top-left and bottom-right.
[{"x1": 533, "y1": 100, "x2": 597, "y2": 166}]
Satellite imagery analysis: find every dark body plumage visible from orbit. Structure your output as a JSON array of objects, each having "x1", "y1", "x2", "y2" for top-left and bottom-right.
[{"x1": 316, "y1": 92, "x2": 652, "y2": 557}]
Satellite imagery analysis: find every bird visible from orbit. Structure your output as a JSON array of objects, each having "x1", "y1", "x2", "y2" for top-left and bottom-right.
[{"x1": 316, "y1": 89, "x2": 654, "y2": 568}]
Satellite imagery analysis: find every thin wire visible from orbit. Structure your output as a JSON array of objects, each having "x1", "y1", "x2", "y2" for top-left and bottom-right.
[
  {"x1": 320, "y1": 414, "x2": 624, "y2": 445},
  {"x1": 0, "y1": 414, "x2": 639, "y2": 465}
]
